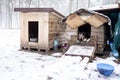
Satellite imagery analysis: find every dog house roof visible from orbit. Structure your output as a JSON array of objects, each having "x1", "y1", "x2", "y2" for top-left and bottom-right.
[
  {"x1": 63, "y1": 9, "x2": 109, "y2": 29},
  {"x1": 14, "y1": 8, "x2": 64, "y2": 18}
]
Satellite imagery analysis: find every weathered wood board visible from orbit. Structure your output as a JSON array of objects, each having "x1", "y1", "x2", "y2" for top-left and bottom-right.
[{"x1": 65, "y1": 45, "x2": 95, "y2": 60}]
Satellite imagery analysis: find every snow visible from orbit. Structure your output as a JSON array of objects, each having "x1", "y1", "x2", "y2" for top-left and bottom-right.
[
  {"x1": 0, "y1": 29, "x2": 120, "y2": 80},
  {"x1": 89, "y1": 4, "x2": 119, "y2": 11},
  {"x1": 51, "y1": 53, "x2": 63, "y2": 57},
  {"x1": 65, "y1": 45, "x2": 95, "y2": 56}
]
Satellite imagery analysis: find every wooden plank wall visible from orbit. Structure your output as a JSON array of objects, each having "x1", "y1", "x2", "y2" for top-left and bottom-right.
[
  {"x1": 49, "y1": 12, "x2": 66, "y2": 48},
  {"x1": 64, "y1": 26, "x2": 78, "y2": 45},
  {"x1": 64, "y1": 25, "x2": 105, "y2": 53},
  {"x1": 91, "y1": 25, "x2": 105, "y2": 53},
  {"x1": 20, "y1": 12, "x2": 49, "y2": 50}
]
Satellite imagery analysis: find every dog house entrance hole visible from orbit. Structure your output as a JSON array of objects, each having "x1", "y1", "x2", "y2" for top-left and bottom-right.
[
  {"x1": 78, "y1": 23, "x2": 91, "y2": 41},
  {"x1": 28, "y1": 21, "x2": 38, "y2": 42}
]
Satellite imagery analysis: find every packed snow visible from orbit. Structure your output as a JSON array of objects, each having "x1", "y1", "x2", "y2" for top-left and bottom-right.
[
  {"x1": 0, "y1": 29, "x2": 120, "y2": 80},
  {"x1": 65, "y1": 45, "x2": 95, "y2": 56}
]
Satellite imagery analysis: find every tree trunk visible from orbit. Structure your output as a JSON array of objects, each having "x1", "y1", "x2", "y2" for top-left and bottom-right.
[{"x1": 69, "y1": 0, "x2": 73, "y2": 13}]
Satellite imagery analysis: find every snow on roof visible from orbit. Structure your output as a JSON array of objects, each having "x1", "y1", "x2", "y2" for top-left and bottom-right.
[
  {"x1": 89, "y1": 3, "x2": 120, "y2": 11},
  {"x1": 14, "y1": 8, "x2": 64, "y2": 18}
]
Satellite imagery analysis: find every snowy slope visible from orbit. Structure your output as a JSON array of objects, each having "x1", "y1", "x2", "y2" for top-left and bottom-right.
[{"x1": 0, "y1": 29, "x2": 120, "y2": 80}]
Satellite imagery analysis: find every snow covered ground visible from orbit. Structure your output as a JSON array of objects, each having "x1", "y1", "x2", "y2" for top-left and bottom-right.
[{"x1": 0, "y1": 29, "x2": 120, "y2": 80}]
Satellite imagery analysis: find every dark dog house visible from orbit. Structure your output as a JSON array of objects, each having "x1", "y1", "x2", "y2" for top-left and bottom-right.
[
  {"x1": 63, "y1": 9, "x2": 109, "y2": 54},
  {"x1": 64, "y1": 3, "x2": 120, "y2": 54}
]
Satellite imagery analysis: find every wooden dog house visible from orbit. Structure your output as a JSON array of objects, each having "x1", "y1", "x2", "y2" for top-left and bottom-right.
[
  {"x1": 63, "y1": 9, "x2": 109, "y2": 54},
  {"x1": 14, "y1": 8, "x2": 65, "y2": 52}
]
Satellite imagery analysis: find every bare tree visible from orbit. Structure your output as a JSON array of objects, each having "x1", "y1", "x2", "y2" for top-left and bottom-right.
[
  {"x1": 0, "y1": 0, "x2": 2, "y2": 29},
  {"x1": 25, "y1": 0, "x2": 32, "y2": 7},
  {"x1": 0, "y1": 0, "x2": 120, "y2": 29},
  {"x1": 69, "y1": 0, "x2": 73, "y2": 13},
  {"x1": 6, "y1": 0, "x2": 14, "y2": 29},
  {"x1": 115, "y1": 0, "x2": 118, "y2": 3},
  {"x1": 88, "y1": 0, "x2": 90, "y2": 7}
]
